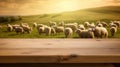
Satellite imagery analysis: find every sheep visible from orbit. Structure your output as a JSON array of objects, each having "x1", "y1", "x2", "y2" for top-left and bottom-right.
[
  {"x1": 93, "y1": 27, "x2": 108, "y2": 38},
  {"x1": 51, "y1": 27, "x2": 56, "y2": 35},
  {"x1": 37, "y1": 24, "x2": 48, "y2": 30},
  {"x1": 37, "y1": 24, "x2": 44, "y2": 30},
  {"x1": 96, "y1": 21, "x2": 108, "y2": 27},
  {"x1": 65, "y1": 23, "x2": 78, "y2": 32},
  {"x1": 97, "y1": 23, "x2": 103, "y2": 27},
  {"x1": 58, "y1": 21, "x2": 64, "y2": 26},
  {"x1": 49, "y1": 21, "x2": 57, "y2": 27},
  {"x1": 53, "y1": 26, "x2": 64, "y2": 33},
  {"x1": 12, "y1": 24, "x2": 20, "y2": 31},
  {"x1": 20, "y1": 23, "x2": 29, "y2": 27},
  {"x1": 38, "y1": 25, "x2": 54, "y2": 35},
  {"x1": 22, "y1": 26, "x2": 32, "y2": 34},
  {"x1": 73, "y1": 22, "x2": 78, "y2": 26},
  {"x1": 110, "y1": 24, "x2": 118, "y2": 28},
  {"x1": 33, "y1": 22, "x2": 37, "y2": 28},
  {"x1": 113, "y1": 21, "x2": 120, "y2": 27},
  {"x1": 89, "y1": 23, "x2": 95, "y2": 28},
  {"x1": 96, "y1": 21, "x2": 101, "y2": 25},
  {"x1": 101, "y1": 22, "x2": 108, "y2": 27},
  {"x1": 64, "y1": 27, "x2": 73, "y2": 38},
  {"x1": 84, "y1": 21, "x2": 90, "y2": 28},
  {"x1": 7, "y1": 24, "x2": 13, "y2": 32},
  {"x1": 110, "y1": 21, "x2": 120, "y2": 27},
  {"x1": 14, "y1": 27, "x2": 24, "y2": 34},
  {"x1": 109, "y1": 21, "x2": 114, "y2": 26},
  {"x1": 76, "y1": 29, "x2": 94, "y2": 38},
  {"x1": 37, "y1": 24, "x2": 44, "y2": 27},
  {"x1": 44, "y1": 26, "x2": 51, "y2": 36},
  {"x1": 78, "y1": 24, "x2": 85, "y2": 30},
  {"x1": 110, "y1": 27, "x2": 117, "y2": 36},
  {"x1": 38, "y1": 27, "x2": 45, "y2": 35},
  {"x1": 20, "y1": 23, "x2": 31, "y2": 33}
]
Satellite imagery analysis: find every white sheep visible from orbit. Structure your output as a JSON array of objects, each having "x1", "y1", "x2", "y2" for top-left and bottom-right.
[
  {"x1": 20, "y1": 23, "x2": 31, "y2": 32},
  {"x1": 96, "y1": 21, "x2": 101, "y2": 25},
  {"x1": 22, "y1": 26, "x2": 32, "y2": 34},
  {"x1": 110, "y1": 27, "x2": 117, "y2": 36},
  {"x1": 58, "y1": 21, "x2": 64, "y2": 26},
  {"x1": 12, "y1": 24, "x2": 20, "y2": 31},
  {"x1": 76, "y1": 29, "x2": 94, "y2": 38},
  {"x1": 89, "y1": 23, "x2": 95, "y2": 28},
  {"x1": 64, "y1": 27, "x2": 73, "y2": 38},
  {"x1": 93, "y1": 27, "x2": 108, "y2": 38},
  {"x1": 97, "y1": 23, "x2": 103, "y2": 27},
  {"x1": 15, "y1": 26, "x2": 24, "y2": 34},
  {"x1": 20, "y1": 23, "x2": 29, "y2": 27},
  {"x1": 78, "y1": 24, "x2": 85, "y2": 30},
  {"x1": 37, "y1": 24, "x2": 44, "y2": 30},
  {"x1": 33, "y1": 22, "x2": 37, "y2": 28},
  {"x1": 84, "y1": 21, "x2": 90, "y2": 28},
  {"x1": 7, "y1": 24, "x2": 13, "y2": 32},
  {"x1": 37, "y1": 24, "x2": 44, "y2": 27},
  {"x1": 49, "y1": 21, "x2": 57, "y2": 27},
  {"x1": 110, "y1": 24, "x2": 118, "y2": 28},
  {"x1": 113, "y1": 21, "x2": 120, "y2": 27},
  {"x1": 109, "y1": 21, "x2": 114, "y2": 26},
  {"x1": 65, "y1": 23, "x2": 78, "y2": 32},
  {"x1": 37, "y1": 24, "x2": 48, "y2": 30},
  {"x1": 110, "y1": 21, "x2": 120, "y2": 27},
  {"x1": 53, "y1": 26, "x2": 64, "y2": 33},
  {"x1": 101, "y1": 22, "x2": 108, "y2": 27},
  {"x1": 44, "y1": 26, "x2": 51, "y2": 36},
  {"x1": 109, "y1": 22, "x2": 113, "y2": 27},
  {"x1": 38, "y1": 27, "x2": 45, "y2": 35},
  {"x1": 73, "y1": 22, "x2": 78, "y2": 26},
  {"x1": 51, "y1": 27, "x2": 56, "y2": 35}
]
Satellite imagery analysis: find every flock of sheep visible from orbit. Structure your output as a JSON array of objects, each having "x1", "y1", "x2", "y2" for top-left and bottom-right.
[
  {"x1": 3, "y1": 20, "x2": 120, "y2": 38},
  {"x1": 7, "y1": 23, "x2": 32, "y2": 34}
]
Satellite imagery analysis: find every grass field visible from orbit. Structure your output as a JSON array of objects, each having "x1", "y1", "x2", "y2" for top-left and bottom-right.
[{"x1": 0, "y1": 6, "x2": 120, "y2": 38}]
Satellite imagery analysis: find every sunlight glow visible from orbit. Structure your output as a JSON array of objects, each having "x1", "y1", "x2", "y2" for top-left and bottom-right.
[
  {"x1": 57, "y1": 0, "x2": 79, "y2": 12},
  {"x1": 0, "y1": 0, "x2": 119, "y2": 15}
]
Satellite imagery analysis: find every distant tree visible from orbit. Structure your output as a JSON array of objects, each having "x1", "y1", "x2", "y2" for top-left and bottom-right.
[
  {"x1": 10, "y1": 16, "x2": 15, "y2": 22},
  {"x1": 18, "y1": 16, "x2": 22, "y2": 20},
  {"x1": 0, "y1": 16, "x2": 22, "y2": 23},
  {"x1": 0, "y1": 17, "x2": 8, "y2": 22}
]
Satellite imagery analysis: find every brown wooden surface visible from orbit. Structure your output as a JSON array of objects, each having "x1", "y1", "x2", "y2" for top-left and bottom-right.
[
  {"x1": 0, "y1": 39, "x2": 120, "y2": 63},
  {"x1": 0, "y1": 63, "x2": 115, "y2": 67}
]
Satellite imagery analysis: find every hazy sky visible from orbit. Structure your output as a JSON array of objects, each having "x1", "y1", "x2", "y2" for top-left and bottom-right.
[{"x1": 0, "y1": 0, "x2": 120, "y2": 15}]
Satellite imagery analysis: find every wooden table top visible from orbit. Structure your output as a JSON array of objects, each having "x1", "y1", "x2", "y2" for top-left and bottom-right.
[{"x1": 0, "y1": 39, "x2": 120, "y2": 63}]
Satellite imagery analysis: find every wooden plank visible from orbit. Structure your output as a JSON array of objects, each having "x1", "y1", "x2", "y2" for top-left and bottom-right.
[
  {"x1": 0, "y1": 39, "x2": 120, "y2": 63},
  {"x1": 0, "y1": 39, "x2": 120, "y2": 48},
  {"x1": 0, "y1": 63, "x2": 115, "y2": 67}
]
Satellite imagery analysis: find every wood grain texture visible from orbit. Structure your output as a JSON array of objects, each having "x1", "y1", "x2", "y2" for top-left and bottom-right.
[
  {"x1": 0, "y1": 63, "x2": 115, "y2": 67},
  {"x1": 0, "y1": 39, "x2": 120, "y2": 63}
]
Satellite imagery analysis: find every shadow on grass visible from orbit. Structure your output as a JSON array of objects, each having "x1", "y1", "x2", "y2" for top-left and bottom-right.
[
  {"x1": 8, "y1": 33, "x2": 18, "y2": 36},
  {"x1": 2, "y1": 30, "x2": 9, "y2": 33}
]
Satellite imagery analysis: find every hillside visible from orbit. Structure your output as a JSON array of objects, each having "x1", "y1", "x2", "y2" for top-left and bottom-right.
[
  {"x1": 19, "y1": 6, "x2": 120, "y2": 25},
  {"x1": 1, "y1": 6, "x2": 120, "y2": 24}
]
